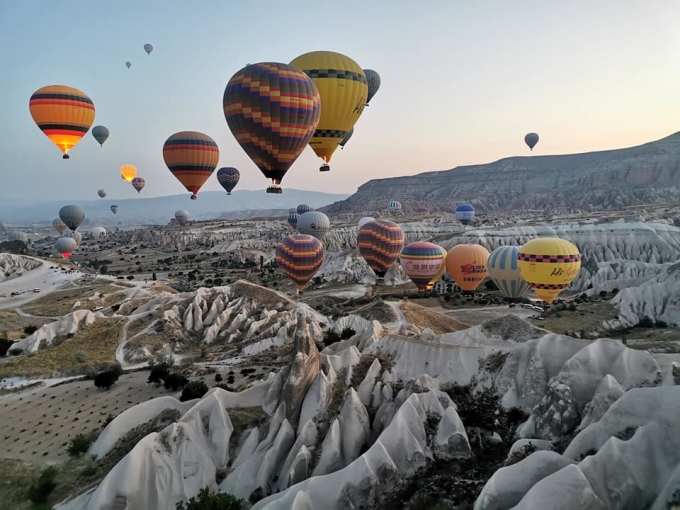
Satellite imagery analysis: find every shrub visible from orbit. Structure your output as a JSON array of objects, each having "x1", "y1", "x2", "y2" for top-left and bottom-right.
[
  {"x1": 215, "y1": 383, "x2": 235, "y2": 392},
  {"x1": 75, "y1": 351, "x2": 87, "y2": 363},
  {"x1": 568, "y1": 303, "x2": 577, "y2": 312},
  {"x1": 148, "y1": 365, "x2": 170, "y2": 385},
  {"x1": 27, "y1": 465, "x2": 59, "y2": 504},
  {"x1": 164, "y1": 372, "x2": 189, "y2": 391},
  {"x1": 23, "y1": 324, "x2": 39, "y2": 336},
  {"x1": 324, "y1": 330, "x2": 341, "y2": 346},
  {"x1": 102, "y1": 413, "x2": 115, "y2": 429},
  {"x1": 127, "y1": 275, "x2": 135, "y2": 280},
  {"x1": 0, "y1": 338, "x2": 14, "y2": 357},
  {"x1": 111, "y1": 304, "x2": 120, "y2": 312},
  {"x1": 340, "y1": 327, "x2": 356, "y2": 340},
  {"x1": 180, "y1": 380, "x2": 209, "y2": 402},
  {"x1": 599, "y1": 290, "x2": 608, "y2": 297},
  {"x1": 94, "y1": 370, "x2": 120, "y2": 390},
  {"x1": 67, "y1": 433, "x2": 93, "y2": 457},
  {"x1": 214, "y1": 373, "x2": 223, "y2": 383},
  {"x1": 656, "y1": 320, "x2": 668, "y2": 328},
  {"x1": 638, "y1": 316, "x2": 655, "y2": 328},
  {"x1": 176, "y1": 488, "x2": 245, "y2": 510}
]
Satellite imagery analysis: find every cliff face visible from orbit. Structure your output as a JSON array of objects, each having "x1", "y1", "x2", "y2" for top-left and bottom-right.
[{"x1": 324, "y1": 132, "x2": 680, "y2": 214}]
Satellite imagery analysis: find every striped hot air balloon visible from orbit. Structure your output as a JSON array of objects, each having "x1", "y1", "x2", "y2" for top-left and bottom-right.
[
  {"x1": 29, "y1": 85, "x2": 95, "y2": 159},
  {"x1": 488, "y1": 245, "x2": 530, "y2": 300},
  {"x1": 296, "y1": 204, "x2": 313, "y2": 215},
  {"x1": 163, "y1": 131, "x2": 220, "y2": 200},
  {"x1": 288, "y1": 211, "x2": 300, "y2": 230},
  {"x1": 363, "y1": 69, "x2": 381, "y2": 105},
  {"x1": 131, "y1": 177, "x2": 145, "y2": 193},
  {"x1": 297, "y1": 211, "x2": 330, "y2": 241},
  {"x1": 445, "y1": 243, "x2": 490, "y2": 292},
  {"x1": 223, "y1": 62, "x2": 321, "y2": 193},
  {"x1": 275, "y1": 234, "x2": 325, "y2": 292},
  {"x1": 455, "y1": 204, "x2": 475, "y2": 225},
  {"x1": 400, "y1": 241, "x2": 447, "y2": 291},
  {"x1": 387, "y1": 200, "x2": 401, "y2": 212},
  {"x1": 357, "y1": 219, "x2": 405, "y2": 278},
  {"x1": 517, "y1": 238, "x2": 581, "y2": 304},
  {"x1": 216, "y1": 167, "x2": 240, "y2": 195}
]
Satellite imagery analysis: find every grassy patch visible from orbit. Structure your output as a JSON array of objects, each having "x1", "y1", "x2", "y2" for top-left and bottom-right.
[
  {"x1": 22, "y1": 282, "x2": 111, "y2": 316},
  {"x1": 400, "y1": 301, "x2": 469, "y2": 335},
  {"x1": 0, "y1": 311, "x2": 53, "y2": 339},
  {"x1": 0, "y1": 457, "x2": 42, "y2": 510},
  {"x1": 0, "y1": 318, "x2": 124, "y2": 378}
]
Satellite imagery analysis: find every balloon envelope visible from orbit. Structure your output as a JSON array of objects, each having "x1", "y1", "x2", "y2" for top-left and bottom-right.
[
  {"x1": 288, "y1": 212, "x2": 300, "y2": 230},
  {"x1": 296, "y1": 204, "x2": 313, "y2": 216},
  {"x1": 59, "y1": 204, "x2": 85, "y2": 231},
  {"x1": 97, "y1": 189, "x2": 107, "y2": 199},
  {"x1": 90, "y1": 227, "x2": 106, "y2": 240},
  {"x1": 517, "y1": 238, "x2": 581, "y2": 304},
  {"x1": 131, "y1": 177, "x2": 145, "y2": 193},
  {"x1": 488, "y1": 245, "x2": 530, "y2": 299},
  {"x1": 455, "y1": 204, "x2": 475, "y2": 225},
  {"x1": 297, "y1": 211, "x2": 330, "y2": 241},
  {"x1": 357, "y1": 220, "x2": 405, "y2": 278},
  {"x1": 363, "y1": 69, "x2": 381, "y2": 104},
  {"x1": 126, "y1": 61, "x2": 132, "y2": 69},
  {"x1": 29, "y1": 85, "x2": 95, "y2": 158},
  {"x1": 53, "y1": 218, "x2": 67, "y2": 235},
  {"x1": 275, "y1": 234, "x2": 325, "y2": 290},
  {"x1": 163, "y1": 131, "x2": 219, "y2": 199},
  {"x1": 110, "y1": 205, "x2": 118, "y2": 215},
  {"x1": 175, "y1": 210, "x2": 189, "y2": 224},
  {"x1": 216, "y1": 167, "x2": 240, "y2": 195},
  {"x1": 55, "y1": 237, "x2": 77, "y2": 258},
  {"x1": 92, "y1": 125, "x2": 109, "y2": 146},
  {"x1": 289, "y1": 51, "x2": 368, "y2": 166},
  {"x1": 358, "y1": 217, "x2": 374, "y2": 228},
  {"x1": 445, "y1": 244, "x2": 490, "y2": 292},
  {"x1": 525, "y1": 132, "x2": 539, "y2": 150},
  {"x1": 401, "y1": 242, "x2": 446, "y2": 291},
  {"x1": 8, "y1": 231, "x2": 28, "y2": 244},
  {"x1": 223, "y1": 63, "x2": 321, "y2": 190},
  {"x1": 120, "y1": 164, "x2": 137, "y2": 182},
  {"x1": 387, "y1": 200, "x2": 401, "y2": 211},
  {"x1": 144, "y1": 44, "x2": 153, "y2": 55},
  {"x1": 63, "y1": 229, "x2": 83, "y2": 247},
  {"x1": 339, "y1": 128, "x2": 354, "y2": 149}
]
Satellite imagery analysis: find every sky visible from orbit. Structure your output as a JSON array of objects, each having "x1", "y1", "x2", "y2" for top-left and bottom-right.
[{"x1": 2, "y1": 0, "x2": 680, "y2": 203}]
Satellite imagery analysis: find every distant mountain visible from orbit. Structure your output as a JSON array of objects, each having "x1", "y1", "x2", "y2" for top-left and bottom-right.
[
  {"x1": 324, "y1": 131, "x2": 680, "y2": 215},
  {"x1": 0, "y1": 189, "x2": 349, "y2": 224}
]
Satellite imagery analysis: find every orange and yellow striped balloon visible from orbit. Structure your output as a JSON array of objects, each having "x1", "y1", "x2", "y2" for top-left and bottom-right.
[
  {"x1": 120, "y1": 164, "x2": 137, "y2": 182},
  {"x1": 275, "y1": 234, "x2": 325, "y2": 291},
  {"x1": 29, "y1": 85, "x2": 95, "y2": 159},
  {"x1": 163, "y1": 131, "x2": 220, "y2": 200}
]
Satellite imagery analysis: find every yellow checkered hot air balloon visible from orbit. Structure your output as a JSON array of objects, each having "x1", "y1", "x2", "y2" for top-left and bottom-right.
[
  {"x1": 29, "y1": 85, "x2": 95, "y2": 159},
  {"x1": 289, "y1": 51, "x2": 368, "y2": 172},
  {"x1": 517, "y1": 238, "x2": 581, "y2": 304}
]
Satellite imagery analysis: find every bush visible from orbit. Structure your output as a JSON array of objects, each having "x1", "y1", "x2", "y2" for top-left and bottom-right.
[
  {"x1": 102, "y1": 413, "x2": 115, "y2": 429},
  {"x1": 94, "y1": 370, "x2": 120, "y2": 390},
  {"x1": 324, "y1": 330, "x2": 341, "y2": 346},
  {"x1": 340, "y1": 327, "x2": 356, "y2": 340},
  {"x1": 164, "y1": 372, "x2": 189, "y2": 391},
  {"x1": 656, "y1": 320, "x2": 668, "y2": 328},
  {"x1": 23, "y1": 324, "x2": 39, "y2": 336},
  {"x1": 67, "y1": 433, "x2": 93, "y2": 457},
  {"x1": 638, "y1": 316, "x2": 655, "y2": 328},
  {"x1": 176, "y1": 488, "x2": 244, "y2": 510},
  {"x1": 215, "y1": 383, "x2": 235, "y2": 392},
  {"x1": 27, "y1": 465, "x2": 59, "y2": 504},
  {"x1": 180, "y1": 380, "x2": 209, "y2": 402},
  {"x1": 75, "y1": 351, "x2": 87, "y2": 363},
  {"x1": 148, "y1": 365, "x2": 170, "y2": 385},
  {"x1": 599, "y1": 290, "x2": 608, "y2": 297},
  {"x1": 111, "y1": 304, "x2": 120, "y2": 312},
  {"x1": 0, "y1": 338, "x2": 14, "y2": 357},
  {"x1": 214, "y1": 373, "x2": 223, "y2": 383},
  {"x1": 127, "y1": 275, "x2": 135, "y2": 280}
]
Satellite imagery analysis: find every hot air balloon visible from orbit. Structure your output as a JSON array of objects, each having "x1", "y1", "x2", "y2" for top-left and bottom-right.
[
  {"x1": 297, "y1": 211, "x2": 331, "y2": 241},
  {"x1": 8, "y1": 231, "x2": 28, "y2": 244},
  {"x1": 275, "y1": 234, "x2": 324, "y2": 293},
  {"x1": 488, "y1": 245, "x2": 530, "y2": 300},
  {"x1": 289, "y1": 51, "x2": 368, "y2": 172},
  {"x1": 216, "y1": 167, "x2": 240, "y2": 195},
  {"x1": 59, "y1": 205, "x2": 85, "y2": 231},
  {"x1": 175, "y1": 210, "x2": 189, "y2": 225},
  {"x1": 90, "y1": 226, "x2": 106, "y2": 240},
  {"x1": 53, "y1": 218, "x2": 67, "y2": 235},
  {"x1": 120, "y1": 164, "x2": 137, "y2": 182},
  {"x1": 358, "y1": 219, "x2": 405, "y2": 278},
  {"x1": 163, "y1": 131, "x2": 219, "y2": 200},
  {"x1": 363, "y1": 69, "x2": 381, "y2": 105},
  {"x1": 131, "y1": 177, "x2": 145, "y2": 194},
  {"x1": 400, "y1": 241, "x2": 446, "y2": 291},
  {"x1": 55, "y1": 237, "x2": 77, "y2": 259},
  {"x1": 144, "y1": 44, "x2": 153, "y2": 55},
  {"x1": 125, "y1": 61, "x2": 132, "y2": 69},
  {"x1": 525, "y1": 133, "x2": 539, "y2": 151},
  {"x1": 296, "y1": 204, "x2": 313, "y2": 215},
  {"x1": 387, "y1": 200, "x2": 401, "y2": 212},
  {"x1": 110, "y1": 205, "x2": 119, "y2": 215},
  {"x1": 445, "y1": 244, "x2": 490, "y2": 292},
  {"x1": 288, "y1": 212, "x2": 300, "y2": 230},
  {"x1": 339, "y1": 128, "x2": 354, "y2": 150},
  {"x1": 455, "y1": 204, "x2": 475, "y2": 226},
  {"x1": 517, "y1": 238, "x2": 581, "y2": 304},
  {"x1": 358, "y1": 217, "x2": 374, "y2": 229},
  {"x1": 63, "y1": 229, "x2": 83, "y2": 248},
  {"x1": 29, "y1": 85, "x2": 95, "y2": 159},
  {"x1": 223, "y1": 63, "x2": 321, "y2": 193},
  {"x1": 92, "y1": 126, "x2": 109, "y2": 147},
  {"x1": 97, "y1": 189, "x2": 107, "y2": 199}
]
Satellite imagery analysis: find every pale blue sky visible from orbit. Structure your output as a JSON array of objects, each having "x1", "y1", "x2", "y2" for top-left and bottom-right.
[{"x1": 2, "y1": 0, "x2": 680, "y2": 203}]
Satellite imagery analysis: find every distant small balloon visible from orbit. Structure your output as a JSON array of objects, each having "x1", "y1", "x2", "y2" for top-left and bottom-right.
[
  {"x1": 144, "y1": 44, "x2": 153, "y2": 55},
  {"x1": 131, "y1": 177, "x2": 145, "y2": 194},
  {"x1": 97, "y1": 189, "x2": 107, "y2": 199},
  {"x1": 175, "y1": 209, "x2": 189, "y2": 225},
  {"x1": 125, "y1": 61, "x2": 132, "y2": 69},
  {"x1": 55, "y1": 237, "x2": 77, "y2": 259},
  {"x1": 110, "y1": 205, "x2": 118, "y2": 215},
  {"x1": 59, "y1": 204, "x2": 85, "y2": 231},
  {"x1": 525, "y1": 132, "x2": 539, "y2": 151},
  {"x1": 92, "y1": 126, "x2": 109, "y2": 147}
]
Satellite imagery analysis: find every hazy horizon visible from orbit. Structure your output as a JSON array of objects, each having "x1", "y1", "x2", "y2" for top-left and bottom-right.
[{"x1": 3, "y1": 0, "x2": 680, "y2": 202}]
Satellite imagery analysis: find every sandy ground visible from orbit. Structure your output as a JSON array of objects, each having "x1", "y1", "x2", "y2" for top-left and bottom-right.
[
  {"x1": 425, "y1": 304, "x2": 537, "y2": 326},
  {"x1": 0, "y1": 371, "x2": 181, "y2": 464},
  {"x1": 299, "y1": 284, "x2": 369, "y2": 300},
  {"x1": 0, "y1": 258, "x2": 84, "y2": 310}
]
